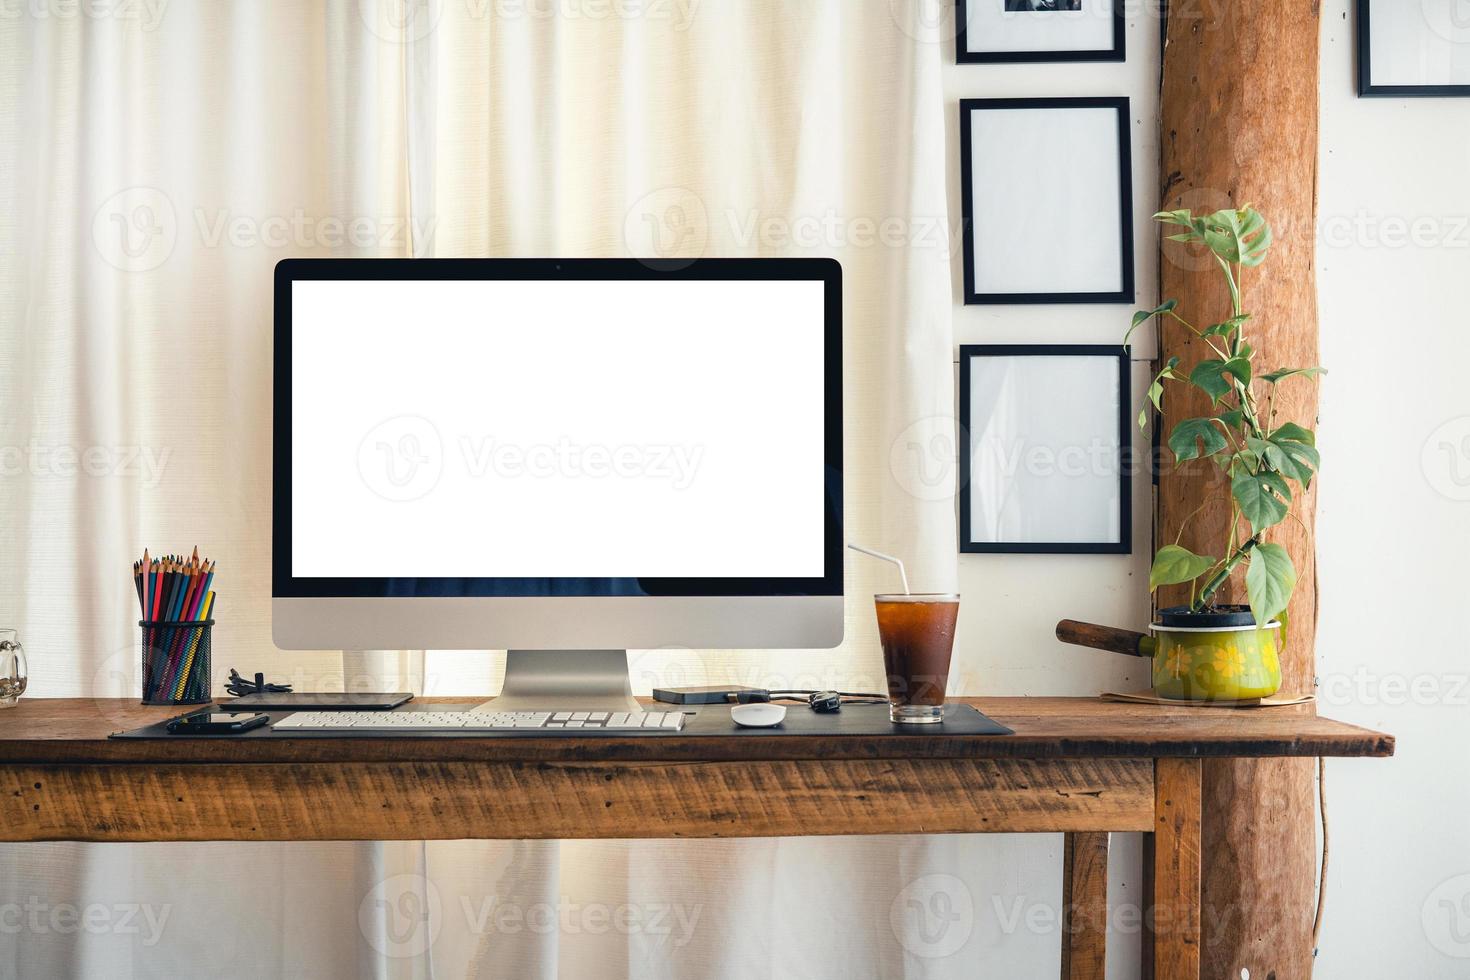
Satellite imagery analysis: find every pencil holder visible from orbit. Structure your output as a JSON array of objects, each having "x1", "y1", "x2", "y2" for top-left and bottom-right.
[{"x1": 140, "y1": 619, "x2": 214, "y2": 705}]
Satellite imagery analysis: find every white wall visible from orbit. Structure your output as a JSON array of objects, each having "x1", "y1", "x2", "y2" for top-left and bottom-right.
[
  {"x1": 943, "y1": 6, "x2": 1160, "y2": 977},
  {"x1": 1316, "y1": 2, "x2": 1470, "y2": 976}
]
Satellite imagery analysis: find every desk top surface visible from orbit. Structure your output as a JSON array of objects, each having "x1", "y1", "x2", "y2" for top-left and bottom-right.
[{"x1": 0, "y1": 697, "x2": 1393, "y2": 764}]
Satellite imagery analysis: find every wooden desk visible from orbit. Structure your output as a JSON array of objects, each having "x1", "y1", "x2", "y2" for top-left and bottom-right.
[{"x1": 0, "y1": 697, "x2": 1392, "y2": 979}]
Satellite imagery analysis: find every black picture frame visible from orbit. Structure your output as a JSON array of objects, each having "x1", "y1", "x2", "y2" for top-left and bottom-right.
[
  {"x1": 1357, "y1": 0, "x2": 1470, "y2": 97},
  {"x1": 958, "y1": 344, "x2": 1131, "y2": 555},
  {"x1": 959, "y1": 97, "x2": 1134, "y2": 305},
  {"x1": 955, "y1": 0, "x2": 1125, "y2": 64}
]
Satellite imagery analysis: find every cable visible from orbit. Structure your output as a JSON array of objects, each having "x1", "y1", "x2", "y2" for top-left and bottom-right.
[
  {"x1": 223, "y1": 668, "x2": 293, "y2": 697},
  {"x1": 1312, "y1": 756, "x2": 1330, "y2": 961}
]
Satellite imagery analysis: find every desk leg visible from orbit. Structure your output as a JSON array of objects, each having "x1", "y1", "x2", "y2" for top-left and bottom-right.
[
  {"x1": 1061, "y1": 832, "x2": 1109, "y2": 980},
  {"x1": 1149, "y1": 758, "x2": 1202, "y2": 980}
]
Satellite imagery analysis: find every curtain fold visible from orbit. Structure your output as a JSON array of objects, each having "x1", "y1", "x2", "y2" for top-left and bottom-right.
[{"x1": 0, "y1": 2, "x2": 983, "y2": 976}]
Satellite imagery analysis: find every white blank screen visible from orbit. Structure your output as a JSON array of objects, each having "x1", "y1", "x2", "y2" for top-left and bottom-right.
[{"x1": 290, "y1": 278, "x2": 827, "y2": 579}]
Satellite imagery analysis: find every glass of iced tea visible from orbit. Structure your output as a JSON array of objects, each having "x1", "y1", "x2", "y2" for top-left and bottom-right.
[{"x1": 875, "y1": 594, "x2": 959, "y2": 724}]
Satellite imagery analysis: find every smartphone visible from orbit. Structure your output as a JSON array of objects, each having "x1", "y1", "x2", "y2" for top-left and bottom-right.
[{"x1": 166, "y1": 710, "x2": 270, "y2": 734}]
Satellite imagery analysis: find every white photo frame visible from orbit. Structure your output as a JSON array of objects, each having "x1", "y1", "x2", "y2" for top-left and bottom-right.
[
  {"x1": 956, "y1": 0, "x2": 1124, "y2": 64},
  {"x1": 959, "y1": 98, "x2": 1134, "y2": 305},
  {"x1": 959, "y1": 345, "x2": 1131, "y2": 554},
  {"x1": 1358, "y1": 0, "x2": 1470, "y2": 97}
]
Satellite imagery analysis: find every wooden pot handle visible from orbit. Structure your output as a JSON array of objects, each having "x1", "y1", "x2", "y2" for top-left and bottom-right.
[{"x1": 1055, "y1": 620, "x2": 1151, "y2": 658}]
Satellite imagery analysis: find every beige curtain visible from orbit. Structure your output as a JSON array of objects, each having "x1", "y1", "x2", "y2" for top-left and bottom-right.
[{"x1": 0, "y1": 2, "x2": 1016, "y2": 976}]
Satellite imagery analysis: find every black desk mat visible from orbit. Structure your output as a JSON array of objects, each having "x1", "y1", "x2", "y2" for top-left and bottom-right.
[{"x1": 110, "y1": 702, "x2": 1012, "y2": 739}]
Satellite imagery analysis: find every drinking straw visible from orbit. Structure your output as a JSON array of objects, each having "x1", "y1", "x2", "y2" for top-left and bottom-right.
[{"x1": 846, "y1": 543, "x2": 911, "y2": 595}]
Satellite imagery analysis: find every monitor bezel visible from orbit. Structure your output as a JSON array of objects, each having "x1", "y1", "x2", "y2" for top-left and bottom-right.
[{"x1": 272, "y1": 257, "x2": 842, "y2": 599}]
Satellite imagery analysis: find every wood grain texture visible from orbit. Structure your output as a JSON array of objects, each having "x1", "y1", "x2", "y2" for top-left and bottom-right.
[
  {"x1": 0, "y1": 698, "x2": 1394, "y2": 765},
  {"x1": 1061, "y1": 832, "x2": 1110, "y2": 980},
  {"x1": 0, "y1": 758, "x2": 1154, "y2": 843},
  {"x1": 1159, "y1": 4, "x2": 1323, "y2": 976},
  {"x1": 1151, "y1": 759, "x2": 1202, "y2": 980}
]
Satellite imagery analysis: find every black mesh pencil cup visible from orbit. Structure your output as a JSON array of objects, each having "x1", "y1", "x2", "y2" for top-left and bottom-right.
[{"x1": 140, "y1": 619, "x2": 214, "y2": 705}]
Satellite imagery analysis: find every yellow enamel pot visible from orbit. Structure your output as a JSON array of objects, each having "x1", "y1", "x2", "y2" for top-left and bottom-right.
[
  {"x1": 1146, "y1": 622, "x2": 1282, "y2": 701},
  {"x1": 1056, "y1": 605, "x2": 1283, "y2": 702}
]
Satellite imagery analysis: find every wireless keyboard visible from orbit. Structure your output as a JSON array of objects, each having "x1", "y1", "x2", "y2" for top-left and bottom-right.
[{"x1": 272, "y1": 709, "x2": 686, "y2": 732}]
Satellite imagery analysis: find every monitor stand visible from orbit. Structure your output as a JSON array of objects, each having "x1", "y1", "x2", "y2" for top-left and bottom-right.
[{"x1": 473, "y1": 650, "x2": 643, "y2": 713}]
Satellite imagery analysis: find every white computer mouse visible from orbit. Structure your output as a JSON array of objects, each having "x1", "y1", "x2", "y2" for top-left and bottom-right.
[{"x1": 730, "y1": 703, "x2": 787, "y2": 728}]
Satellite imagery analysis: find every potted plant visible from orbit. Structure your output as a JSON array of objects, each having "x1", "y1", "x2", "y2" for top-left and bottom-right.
[{"x1": 1120, "y1": 206, "x2": 1323, "y2": 699}]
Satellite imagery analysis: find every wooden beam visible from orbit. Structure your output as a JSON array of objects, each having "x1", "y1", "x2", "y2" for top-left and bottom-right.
[
  {"x1": 1150, "y1": 758, "x2": 1202, "y2": 980},
  {"x1": 1061, "y1": 832, "x2": 1109, "y2": 980},
  {"x1": 0, "y1": 758, "x2": 1156, "y2": 842},
  {"x1": 1158, "y1": 3, "x2": 1322, "y2": 977}
]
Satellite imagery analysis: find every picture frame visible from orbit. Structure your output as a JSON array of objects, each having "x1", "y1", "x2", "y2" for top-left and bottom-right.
[
  {"x1": 958, "y1": 345, "x2": 1131, "y2": 555},
  {"x1": 1358, "y1": 0, "x2": 1470, "y2": 97},
  {"x1": 956, "y1": 0, "x2": 1125, "y2": 64},
  {"x1": 959, "y1": 97, "x2": 1134, "y2": 305}
]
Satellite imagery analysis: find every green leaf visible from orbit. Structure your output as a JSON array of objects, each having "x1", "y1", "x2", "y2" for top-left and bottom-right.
[
  {"x1": 1138, "y1": 408, "x2": 1149, "y2": 430},
  {"x1": 1126, "y1": 299, "x2": 1178, "y2": 346},
  {"x1": 1260, "y1": 366, "x2": 1326, "y2": 384},
  {"x1": 1245, "y1": 542, "x2": 1296, "y2": 627},
  {"x1": 1149, "y1": 545, "x2": 1217, "y2": 591},
  {"x1": 1270, "y1": 422, "x2": 1316, "y2": 447},
  {"x1": 1203, "y1": 315, "x2": 1250, "y2": 339},
  {"x1": 1188, "y1": 360, "x2": 1232, "y2": 404},
  {"x1": 1264, "y1": 431, "x2": 1321, "y2": 486},
  {"x1": 1169, "y1": 417, "x2": 1228, "y2": 462},
  {"x1": 1232, "y1": 469, "x2": 1291, "y2": 532},
  {"x1": 1201, "y1": 207, "x2": 1273, "y2": 267},
  {"x1": 1222, "y1": 356, "x2": 1252, "y2": 386},
  {"x1": 1218, "y1": 408, "x2": 1244, "y2": 428}
]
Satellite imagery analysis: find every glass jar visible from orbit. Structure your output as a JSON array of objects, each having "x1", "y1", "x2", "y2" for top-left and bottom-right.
[{"x1": 0, "y1": 629, "x2": 26, "y2": 706}]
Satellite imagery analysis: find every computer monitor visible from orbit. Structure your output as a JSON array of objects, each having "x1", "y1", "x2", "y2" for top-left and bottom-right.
[{"x1": 272, "y1": 257, "x2": 843, "y2": 709}]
